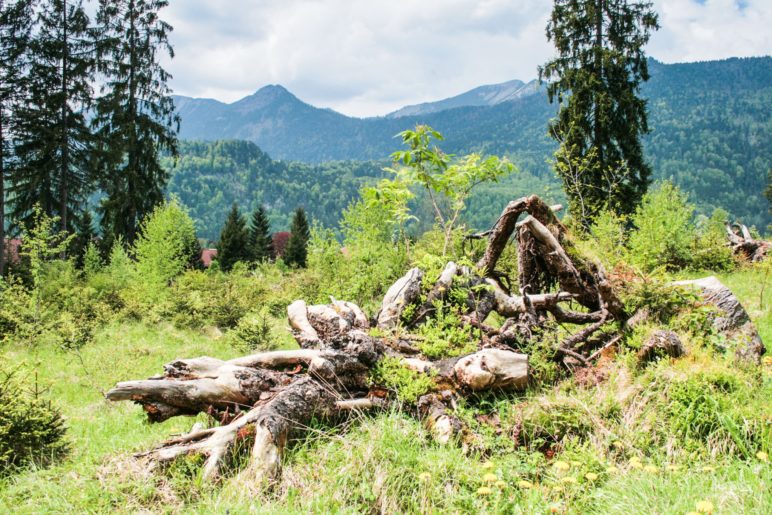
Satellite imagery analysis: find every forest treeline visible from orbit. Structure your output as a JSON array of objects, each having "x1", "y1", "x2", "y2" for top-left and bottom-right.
[{"x1": 0, "y1": 0, "x2": 177, "y2": 272}]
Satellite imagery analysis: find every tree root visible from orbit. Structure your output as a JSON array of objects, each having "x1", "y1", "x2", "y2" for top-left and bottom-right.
[{"x1": 106, "y1": 194, "x2": 633, "y2": 483}]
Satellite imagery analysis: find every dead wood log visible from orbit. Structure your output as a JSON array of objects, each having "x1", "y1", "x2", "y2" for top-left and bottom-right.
[
  {"x1": 726, "y1": 223, "x2": 771, "y2": 262},
  {"x1": 637, "y1": 330, "x2": 685, "y2": 365},
  {"x1": 105, "y1": 194, "x2": 625, "y2": 484},
  {"x1": 672, "y1": 276, "x2": 765, "y2": 363}
]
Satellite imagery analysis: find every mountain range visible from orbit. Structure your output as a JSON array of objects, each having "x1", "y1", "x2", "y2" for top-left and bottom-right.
[{"x1": 170, "y1": 57, "x2": 772, "y2": 231}]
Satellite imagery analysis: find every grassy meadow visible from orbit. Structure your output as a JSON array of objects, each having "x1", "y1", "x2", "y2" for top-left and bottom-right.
[{"x1": 0, "y1": 265, "x2": 769, "y2": 514}]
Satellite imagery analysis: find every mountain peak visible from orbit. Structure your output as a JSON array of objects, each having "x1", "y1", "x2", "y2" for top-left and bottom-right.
[
  {"x1": 386, "y1": 78, "x2": 540, "y2": 118},
  {"x1": 233, "y1": 84, "x2": 300, "y2": 112}
]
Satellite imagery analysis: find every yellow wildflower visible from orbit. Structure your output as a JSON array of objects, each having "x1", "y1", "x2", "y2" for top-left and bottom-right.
[
  {"x1": 495, "y1": 480, "x2": 506, "y2": 489},
  {"x1": 629, "y1": 455, "x2": 642, "y2": 463},
  {"x1": 560, "y1": 476, "x2": 578, "y2": 484},
  {"x1": 481, "y1": 461, "x2": 495, "y2": 470},
  {"x1": 483, "y1": 473, "x2": 498, "y2": 483},
  {"x1": 701, "y1": 465, "x2": 716, "y2": 472},
  {"x1": 757, "y1": 451, "x2": 768, "y2": 462},
  {"x1": 666, "y1": 464, "x2": 681, "y2": 472},
  {"x1": 612, "y1": 441, "x2": 624, "y2": 449},
  {"x1": 418, "y1": 472, "x2": 431, "y2": 481},
  {"x1": 553, "y1": 461, "x2": 570, "y2": 471},
  {"x1": 570, "y1": 460, "x2": 581, "y2": 467},
  {"x1": 644, "y1": 465, "x2": 659, "y2": 474},
  {"x1": 762, "y1": 356, "x2": 772, "y2": 366},
  {"x1": 552, "y1": 486, "x2": 564, "y2": 493},
  {"x1": 629, "y1": 461, "x2": 643, "y2": 469},
  {"x1": 476, "y1": 486, "x2": 493, "y2": 496},
  {"x1": 695, "y1": 500, "x2": 714, "y2": 513},
  {"x1": 585, "y1": 472, "x2": 599, "y2": 481},
  {"x1": 606, "y1": 466, "x2": 619, "y2": 474},
  {"x1": 517, "y1": 480, "x2": 534, "y2": 489}
]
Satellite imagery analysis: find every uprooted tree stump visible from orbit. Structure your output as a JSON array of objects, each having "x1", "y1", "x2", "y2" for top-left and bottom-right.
[
  {"x1": 726, "y1": 222, "x2": 770, "y2": 262},
  {"x1": 104, "y1": 195, "x2": 646, "y2": 483}
]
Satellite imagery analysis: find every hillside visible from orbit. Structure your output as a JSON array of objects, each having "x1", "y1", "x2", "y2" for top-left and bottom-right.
[{"x1": 172, "y1": 57, "x2": 772, "y2": 230}]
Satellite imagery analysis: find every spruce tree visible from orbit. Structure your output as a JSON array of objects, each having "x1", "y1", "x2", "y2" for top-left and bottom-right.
[
  {"x1": 217, "y1": 203, "x2": 250, "y2": 272},
  {"x1": 92, "y1": 0, "x2": 179, "y2": 245},
  {"x1": 539, "y1": 0, "x2": 659, "y2": 226},
  {"x1": 10, "y1": 0, "x2": 94, "y2": 238},
  {"x1": 248, "y1": 205, "x2": 273, "y2": 262},
  {"x1": 71, "y1": 209, "x2": 95, "y2": 268},
  {"x1": 0, "y1": 0, "x2": 34, "y2": 274},
  {"x1": 284, "y1": 207, "x2": 310, "y2": 268}
]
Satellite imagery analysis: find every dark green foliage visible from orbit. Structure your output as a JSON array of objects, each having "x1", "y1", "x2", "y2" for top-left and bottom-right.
[
  {"x1": 93, "y1": 0, "x2": 179, "y2": 245},
  {"x1": 164, "y1": 140, "x2": 385, "y2": 240},
  {"x1": 0, "y1": 0, "x2": 34, "y2": 275},
  {"x1": 0, "y1": 368, "x2": 68, "y2": 474},
  {"x1": 71, "y1": 210, "x2": 96, "y2": 268},
  {"x1": 216, "y1": 203, "x2": 250, "y2": 272},
  {"x1": 248, "y1": 205, "x2": 273, "y2": 262},
  {"x1": 370, "y1": 356, "x2": 435, "y2": 404},
  {"x1": 539, "y1": 0, "x2": 659, "y2": 226},
  {"x1": 9, "y1": 0, "x2": 94, "y2": 237},
  {"x1": 284, "y1": 208, "x2": 310, "y2": 268}
]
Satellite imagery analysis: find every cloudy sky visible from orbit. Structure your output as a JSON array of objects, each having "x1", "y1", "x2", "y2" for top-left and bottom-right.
[{"x1": 159, "y1": 0, "x2": 771, "y2": 117}]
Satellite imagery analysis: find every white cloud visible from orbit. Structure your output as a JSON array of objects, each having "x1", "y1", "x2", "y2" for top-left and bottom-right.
[{"x1": 160, "y1": 0, "x2": 771, "y2": 117}]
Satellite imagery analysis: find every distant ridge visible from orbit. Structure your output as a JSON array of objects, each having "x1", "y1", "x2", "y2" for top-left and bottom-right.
[{"x1": 386, "y1": 79, "x2": 541, "y2": 118}]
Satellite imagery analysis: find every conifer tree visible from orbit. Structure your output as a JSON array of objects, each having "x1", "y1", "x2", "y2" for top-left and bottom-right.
[
  {"x1": 71, "y1": 209, "x2": 95, "y2": 267},
  {"x1": 9, "y1": 0, "x2": 94, "y2": 239},
  {"x1": 0, "y1": 0, "x2": 34, "y2": 274},
  {"x1": 284, "y1": 207, "x2": 310, "y2": 268},
  {"x1": 217, "y1": 203, "x2": 250, "y2": 272},
  {"x1": 539, "y1": 0, "x2": 659, "y2": 226},
  {"x1": 248, "y1": 205, "x2": 273, "y2": 262},
  {"x1": 92, "y1": 0, "x2": 179, "y2": 245}
]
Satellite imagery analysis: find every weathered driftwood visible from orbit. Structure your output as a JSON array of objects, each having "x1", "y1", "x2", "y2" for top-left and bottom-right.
[
  {"x1": 672, "y1": 276, "x2": 765, "y2": 363},
  {"x1": 726, "y1": 223, "x2": 770, "y2": 262},
  {"x1": 106, "y1": 194, "x2": 632, "y2": 483}
]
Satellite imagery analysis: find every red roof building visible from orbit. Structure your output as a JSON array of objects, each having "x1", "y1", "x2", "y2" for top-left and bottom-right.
[
  {"x1": 200, "y1": 248, "x2": 218, "y2": 268},
  {"x1": 272, "y1": 232, "x2": 290, "y2": 258}
]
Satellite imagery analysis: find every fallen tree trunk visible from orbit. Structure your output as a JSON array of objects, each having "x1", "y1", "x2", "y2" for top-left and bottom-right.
[
  {"x1": 106, "y1": 194, "x2": 630, "y2": 483},
  {"x1": 672, "y1": 276, "x2": 765, "y2": 363}
]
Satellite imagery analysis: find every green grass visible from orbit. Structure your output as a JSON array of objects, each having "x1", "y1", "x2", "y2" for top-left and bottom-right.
[{"x1": 0, "y1": 264, "x2": 770, "y2": 513}]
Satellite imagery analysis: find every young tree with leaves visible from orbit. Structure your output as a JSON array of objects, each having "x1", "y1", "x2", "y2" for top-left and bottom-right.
[
  {"x1": 92, "y1": 0, "x2": 179, "y2": 246},
  {"x1": 284, "y1": 207, "x2": 310, "y2": 268},
  {"x1": 0, "y1": 0, "x2": 34, "y2": 275},
  {"x1": 217, "y1": 203, "x2": 250, "y2": 272},
  {"x1": 249, "y1": 205, "x2": 273, "y2": 262},
  {"x1": 10, "y1": 0, "x2": 94, "y2": 240},
  {"x1": 539, "y1": 0, "x2": 659, "y2": 226}
]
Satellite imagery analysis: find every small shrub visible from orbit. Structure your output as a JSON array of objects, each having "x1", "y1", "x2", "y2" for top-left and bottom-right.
[
  {"x1": 690, "y1": 208, "x2": 735, "y2": 271},
  {"x1": 416, "y1": 304, "x2": 478, "y2": 359},
  {"x1": 628, "y1": 181, "x2": 694, "y2": 271},
  {"x1": 229, "y1": 308, "x2": 277, "y2": 352},
  {"x1": 585, "y1": 209, "x2": 628, "y2": 268},
  {"x1": 0, "y1": 368, "x2": 68, "y2": 474},
  {"x1": 370, "y1": 357, "x2": 435, "y2": 404}
]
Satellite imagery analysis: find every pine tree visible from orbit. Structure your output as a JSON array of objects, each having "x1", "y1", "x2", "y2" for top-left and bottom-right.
[
  {"x1": 539, "y1": 0, "x2": 659, "y2": 226},
  {"x1": 217, "y1": 203, "x2": 250, "y2": 272},
  {"x1": 93, "y1": 0, "x2": 179, "y2": 245},
  {"x1": 248, "y1": 205, "x2": 273, "y2": 262},
  {"x1": 0, "y1": 0, "x2": 34, "y2": 274},
  {"x1": 284, "y1": 207, "x2": 310, "y2": 268},
  {"x1": 10, "y1": 0, "x2": 94, "y2": 239},
  {"x1": 71, "y1": 209, "x2": 95, "y2": 268}
]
